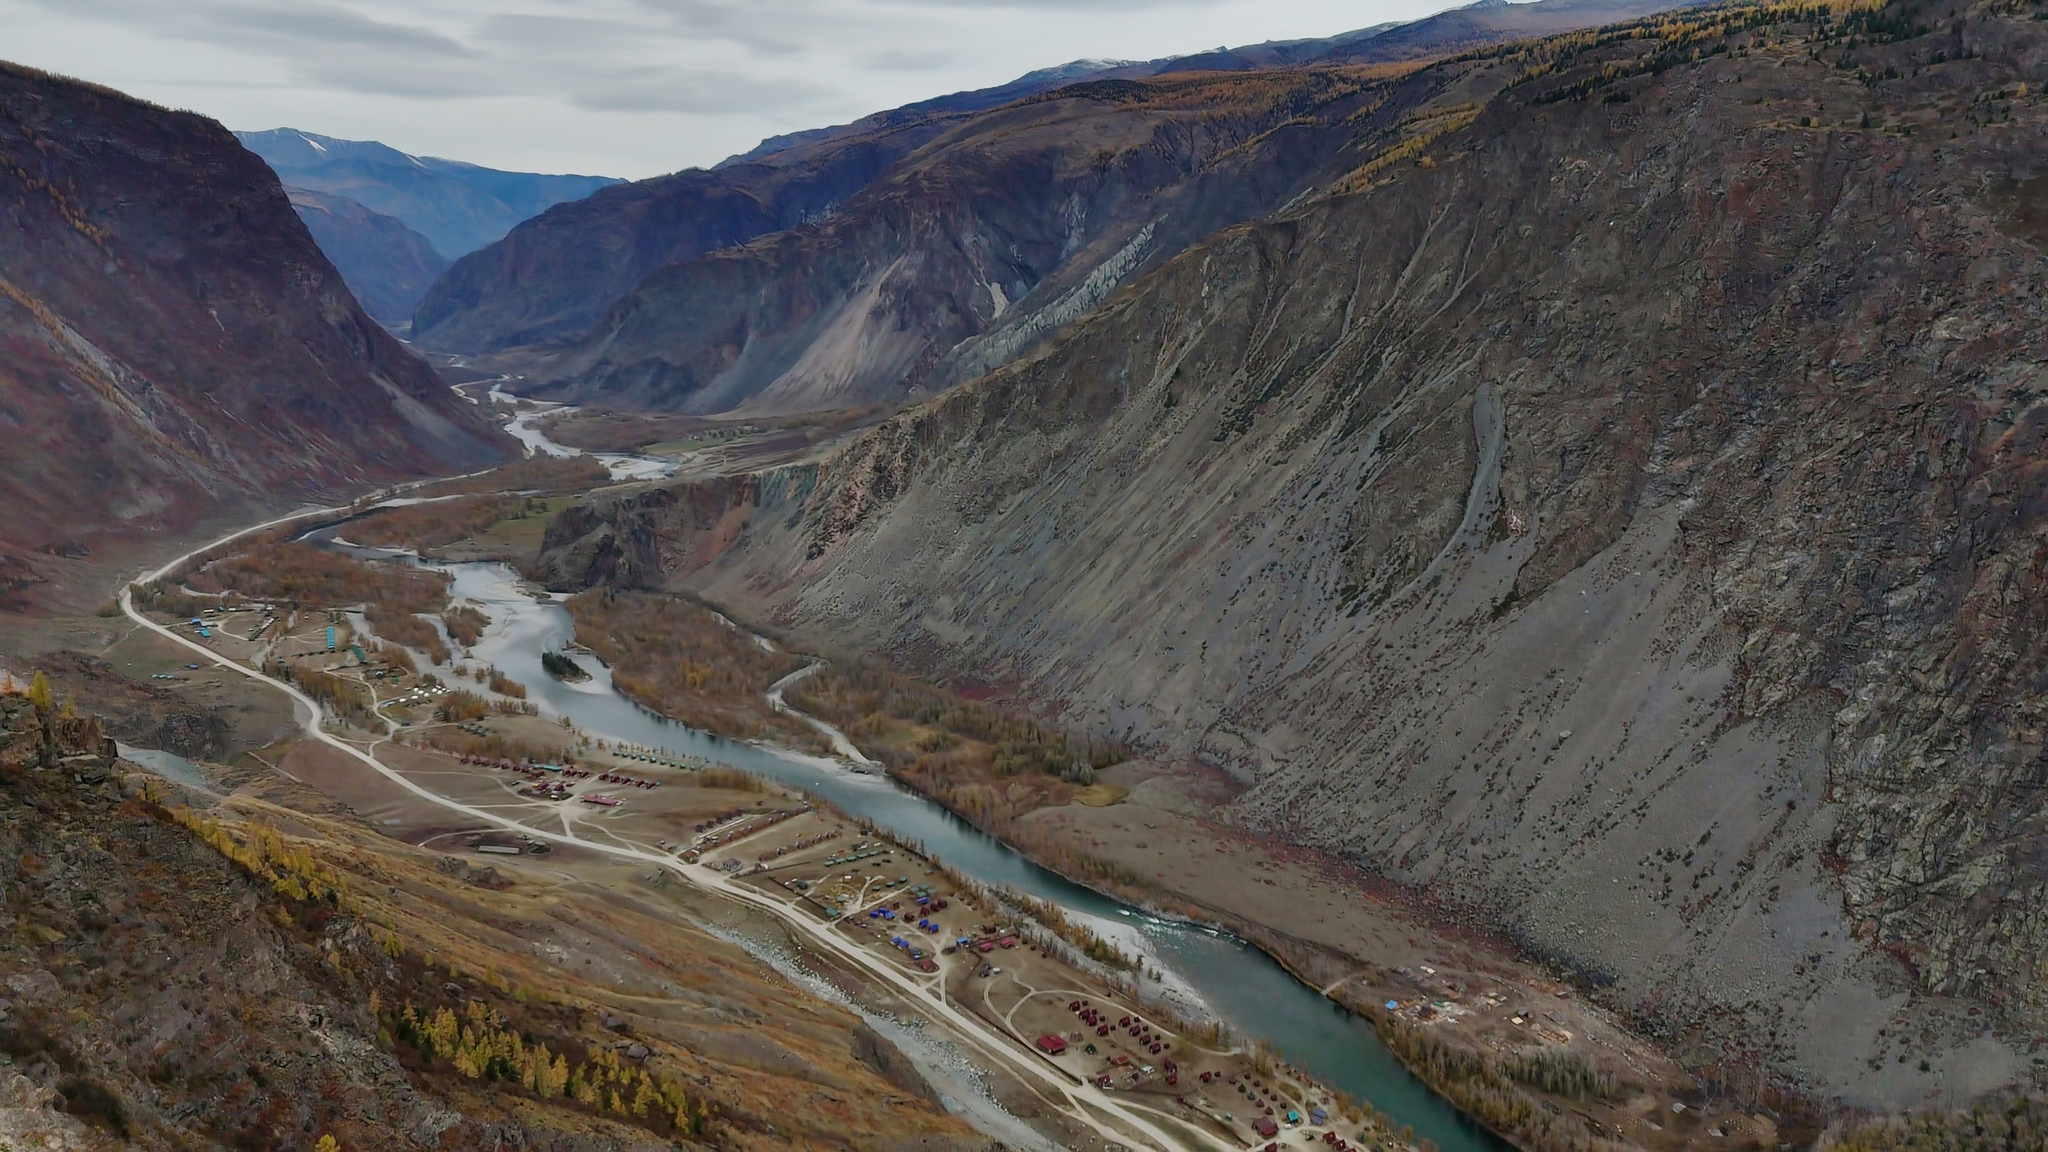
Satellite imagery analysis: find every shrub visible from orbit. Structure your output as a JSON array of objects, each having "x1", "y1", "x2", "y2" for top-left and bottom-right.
[
  {"x1": 438, "y1": 690, "x2": 490, "y2": 723},
  {"x1": 698, "y1": 767, "x2": 765, "y2": 792},
  {"x1": 444, "y1": 605, "x2": 489, "y2": 646}
]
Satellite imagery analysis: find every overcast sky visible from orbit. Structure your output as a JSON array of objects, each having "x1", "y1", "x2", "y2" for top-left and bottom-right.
[{"x1": 2, "y1": 0, "x2": 1462, "y2": 180}]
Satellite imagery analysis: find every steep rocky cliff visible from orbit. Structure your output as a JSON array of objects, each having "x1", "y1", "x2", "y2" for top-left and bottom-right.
[
  {"x1": 0, "y1": 63, "x2": 509, "y2": 559},
  {"x1": 413, "y1": 0, "x2": 1684, "y2": 392},
  {"x1": 410, "y1": 129, "x2": 940, "y2": 354},
  {"x1": 537, "y1": 68, "x2": 1438, "y2": 414},
  {"x1": 539, "y1": 0, "x2": 2048, "y2": 1107}
]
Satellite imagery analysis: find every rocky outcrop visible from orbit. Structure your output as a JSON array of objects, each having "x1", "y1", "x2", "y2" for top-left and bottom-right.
[
  {"x1": 411, "y1": 131, "x2": 936, "y2": 353},
  {"x1": 538, "y1": 473, "x2": 770, "y2": 590},
  {"x1": 0, "y1": 695, "x2": 113, "y2": 774},
  {"x1": 0, "y1": 62, "x2": 510, "y2": 558},
  {"x1": 534, "y1": 66, "x2": 1478, "y2": 414},
  {"x1": 547, "y1": 1, "x2": 2048, "y2": 1107}
]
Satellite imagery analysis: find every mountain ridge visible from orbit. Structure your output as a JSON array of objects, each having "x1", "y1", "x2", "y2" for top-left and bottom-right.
[
  {"x1": 236, "y1": 128, "x2": 622, "y2": 258},
  {"x1": 284, "y1": 186, "x2": 450, "y2": 328},
  {"x1": 409, "y1": 0, "x2": 1689, "y2": 377},
  {"x1": 0, "y1": 61, "x2": 509, "y2": 564}
]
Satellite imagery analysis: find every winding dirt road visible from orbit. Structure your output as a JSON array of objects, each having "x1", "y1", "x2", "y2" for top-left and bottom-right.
[{"x1": 121, "y1": 505, "x2": 1244, "y2": 1152}]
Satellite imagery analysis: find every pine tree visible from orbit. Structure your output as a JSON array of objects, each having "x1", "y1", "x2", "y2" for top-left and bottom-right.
[
  {"x1": 632, "y1": 1074, "x2": 657, "y2": 1117},
  {"x1": 27, "y1": 671, "x2": 51, "y2": 711}
]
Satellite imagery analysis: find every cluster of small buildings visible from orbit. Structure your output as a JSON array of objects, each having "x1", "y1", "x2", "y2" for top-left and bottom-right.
[{"x1": 683, "y1": 805, "x2": 809, "y2": 860}]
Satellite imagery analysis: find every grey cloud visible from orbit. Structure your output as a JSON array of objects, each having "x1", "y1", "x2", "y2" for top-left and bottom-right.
[
  {"x1": 26, "y1": 0, "x2": 471, "y2": 57},
  {"x1": 884, "y1": 0, "x2": 1228, "y2": 8},
  {"x1": 624, "y1": 0, "x2": 836, "y2": 55},
  {"x1": 566, "y1": 66, "x2": 834, "y2": 114},
  {"x1": 856, "y1": 47, "x2": 957, "y2": 71},
  {"x1": 475, "y1": 13, "x2": 658, "y2": 51},
  {"x1": 17, "y1": 0, "x2": 834, "y2": 108},
  {"x1": 1, "y1": 0, "x2": 1421, "y2": 176},
  {"x1": 203, "y1": 1, "x2": 473, "y2": 55}
]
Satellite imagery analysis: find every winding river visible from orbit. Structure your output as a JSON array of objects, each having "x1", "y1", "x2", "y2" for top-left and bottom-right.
[{"x1": 302, "y1": 534, "x2": 1507, "y2": 1152}]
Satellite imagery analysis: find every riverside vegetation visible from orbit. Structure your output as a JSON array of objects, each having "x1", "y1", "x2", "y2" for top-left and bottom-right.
[
  {"x1": 559, "y1": 588, "x2": 1150, "y2": 882},
  {"x1": 343, "y1": 494, "x2": 558, "y2": 554},
  {"x1": 564, "y1": 588, "x2": 815, "y2": 742}
]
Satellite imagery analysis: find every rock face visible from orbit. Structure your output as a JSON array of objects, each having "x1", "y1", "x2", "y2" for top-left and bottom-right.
[
  {"x1": 531, "y1": 67, "x2": 1480, "y2": 414},
  {"x1": 0, "y1": 695, "x2": 112, "y2": 774},
  {"x1": 410, "y1": 123, "x2": 957, "y2": 354},
  {"x1": 540, "y1": 4, "x2": 2048, "y2": 1106},
  {"x1": 0, "y1": 63, "x2": 509, "y2": 557},
  {"x1": 285, "y1": 187, "x2": 451, "y2": 328},
  {"x1": 413, "y1": 0, "x2": 1686, "y2": 389}
]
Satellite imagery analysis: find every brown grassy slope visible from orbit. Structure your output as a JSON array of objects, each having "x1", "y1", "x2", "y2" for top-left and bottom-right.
[{"x1": 0, "y1": 695, "x2": 977, "y2": 1150}]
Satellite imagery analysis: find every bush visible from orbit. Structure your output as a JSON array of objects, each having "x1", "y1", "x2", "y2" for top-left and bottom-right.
[
  {"x1": 698, "y1": 767, "x2": 765, "y2": 792},
  {"x1": 1835, "y1": 1095, "x2": 2048, "y2": 1152},
  {"x1": 183, "y1": 542, "x2": 450, "y2": 621},
  {"x1": 566, "y1": 590, "x2": 810, "y2": 742},
  {"x1": 438, "y1": 690, "x2": 490, "y2": 723},
  {"x1": 346, "y1": 495, "x2": 546, "y2": 552},
  {"x1": 374, "y1": 613, "x2": 449, "y2": 666},
  {"x1": 487, "y1": 669, "x2": 526, "y2": 699},
  {"x1": 444, "y1": 605, "x2": 489, "y2": 646}
]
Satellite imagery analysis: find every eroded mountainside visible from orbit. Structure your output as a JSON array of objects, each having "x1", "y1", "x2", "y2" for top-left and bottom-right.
[
  {"x1": 0, "y1": 64, "x2": 508, "y2": 561},
  {"x1": 539, "y1": 0, "x2": 2048, "y2": 1107},
  {"x1": 537, "y1": 68, "x2": 1438, "y2": 415},
  {"x1": 409, "y1": 129, "x2": 941, "y2": 354},
  {"x1": 413, "y1": 0, "x2": 1682, "y2": 398}
]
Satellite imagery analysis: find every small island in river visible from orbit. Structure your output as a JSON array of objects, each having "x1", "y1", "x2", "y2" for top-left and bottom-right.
[{"x1": 541, "y1": 649, "x2": 592, "y2": 682}]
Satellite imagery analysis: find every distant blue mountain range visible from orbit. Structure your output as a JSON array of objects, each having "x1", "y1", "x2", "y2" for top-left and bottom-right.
[{"x1": 236, "y1": 129, "x2": 621, "y2": 259}]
